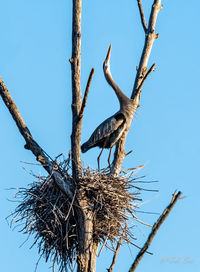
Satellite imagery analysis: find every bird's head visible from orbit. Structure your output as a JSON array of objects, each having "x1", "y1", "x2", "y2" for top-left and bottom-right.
[{"x1": 103, "y1": 44, "x2": 111, "y2": 73}]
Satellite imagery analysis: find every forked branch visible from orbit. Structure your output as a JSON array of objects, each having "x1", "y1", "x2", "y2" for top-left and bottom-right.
[
  {"x1": 111, "y1": 0, "x2": 162, "y2": 176},
  {"x1": 129, "y1": 191, "x2": 182, "y2": 272},
  {"x1": 132, "y1": 0, "x2": 162, "y2": 98},
  {"x1": 136, "y1": 63, "x2": 155, "y2": 95}
]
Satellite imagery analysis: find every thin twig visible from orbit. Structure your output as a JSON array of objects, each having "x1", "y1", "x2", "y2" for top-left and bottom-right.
[
  {"x1": 129, "y1": 191, "x2": 182, "y2": 272},
  {"x1": 107, "y1": 236, "x2": 123, "y2": 272},
  {"x1": 79, "y1": 68, "x2": 95, "y2": 120},
  {"x1": 65, "y1": 190, "x2": 77, "y2": 221},
  {"x1": 137, "y1": 0, "x2": 148, "y2": 32},
  {"x1": 133, "y1": 185, "x2": 158, "y2": 192},
  {"x1": 136, "y1": 63, "x2": 155, "y2": 93},
  {"x1": 132, "y1": 215, "x2": 152, "y2": 227},
  {"x1": 125, "y1": 150, "x2": 134, "y2": 157},
  {"x1": 98, "y1": 236, "x2": 108, "y2": 257}
]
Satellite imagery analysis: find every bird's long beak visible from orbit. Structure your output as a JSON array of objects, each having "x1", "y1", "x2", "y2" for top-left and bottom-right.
[{"x1": 105, "y1": 44, "x2": 111, "y2": 62}]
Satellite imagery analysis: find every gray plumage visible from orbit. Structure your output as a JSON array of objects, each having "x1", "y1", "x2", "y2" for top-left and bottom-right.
[{"x1": 81, "y1": 112, "x2": 126, "y2": 153}]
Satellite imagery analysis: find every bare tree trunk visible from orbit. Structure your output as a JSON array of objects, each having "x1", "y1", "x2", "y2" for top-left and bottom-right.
[
  {"x1": 70, "y1": 1, "x2": 98, "y2": 271},
  {"x1": 77, "y1": 207, "x2": 98, "y2": 272},
  {"x1": 70, "y1": 0, "x2": 82, "y2": 180}
]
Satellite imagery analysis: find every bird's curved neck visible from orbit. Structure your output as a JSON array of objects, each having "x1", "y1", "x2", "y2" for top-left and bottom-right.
[{"x1": 104, "y1": 67, "x2": 130, "y2": 108}]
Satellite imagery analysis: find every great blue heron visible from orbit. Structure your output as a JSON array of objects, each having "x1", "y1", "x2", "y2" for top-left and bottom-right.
[{"x1": 81, "y1": 45, "x2": 136, "y2": 169}]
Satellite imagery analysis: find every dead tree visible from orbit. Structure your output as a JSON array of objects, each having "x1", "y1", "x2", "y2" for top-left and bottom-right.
[{"x1": 0, "y1": 1, "x2": 182, "y2": 272}]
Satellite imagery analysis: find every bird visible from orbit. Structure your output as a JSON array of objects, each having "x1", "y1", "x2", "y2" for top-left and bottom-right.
[{"x1": 81, "y1": 45, "x2": 137, "y2": 170}]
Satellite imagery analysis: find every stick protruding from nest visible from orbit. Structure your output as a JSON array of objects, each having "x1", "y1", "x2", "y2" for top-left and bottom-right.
[{"x1": 10, "y1": 164, "x2": 142, "y2": 272}]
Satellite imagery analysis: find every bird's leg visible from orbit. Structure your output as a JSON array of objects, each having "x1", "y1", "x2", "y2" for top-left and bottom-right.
[
  {"x1": 97, "y1": 147, "x2": 105, "y2": 171},
  {"x1": 108, "y1": 147, "x2": 113, "y2": 169}
]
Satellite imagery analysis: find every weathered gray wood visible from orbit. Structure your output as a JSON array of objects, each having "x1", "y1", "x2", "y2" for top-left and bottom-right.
[
  {"x1": 70, "y1": 1, "x2": 98, "y2": 271},
  {"x1": 0, "y1": 77, "x2": 74, "y2": 198},
  {"x1": 132, "y1": 0, "x2": 162, "y2": 97},
  {"x1": 111, "y1": 0, "x2": 162, "y2": 176},
  {"x1": 79, "y1": 68, "x2": 95, "y2": 121},
  {"x1": 137, "y1": 0, "x2": 148, "y2": 32},
  {"x1": 70, "y1": 0, "x2": 82, "y2": 180}
]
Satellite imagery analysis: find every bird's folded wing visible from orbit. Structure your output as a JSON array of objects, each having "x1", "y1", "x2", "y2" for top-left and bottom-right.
[{"x1": 89, "y1": 114, "x2": 125, "y2": 144}]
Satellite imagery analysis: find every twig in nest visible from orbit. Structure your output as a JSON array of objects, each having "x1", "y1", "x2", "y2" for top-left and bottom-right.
[
  {"x1": 9, "y1": 163, "x2": 152, "y2": 272},
  {"x1": 10, "y1": 175, "x2": 77, "y2": 272}
]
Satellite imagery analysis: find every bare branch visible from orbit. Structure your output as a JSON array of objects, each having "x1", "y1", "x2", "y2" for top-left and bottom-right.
[
  {"x1": 136, "y1": 63, "x2": 155, "y2": 95},
  {"x1": 137, "y1": 0, "x2": 148, "y2": 32},
  {"x1": 0, "y1": 78, "x2": 74, "y2": 198},
  {"x1": 125, "y1": 150, "x2": 134, "y2": 157},
  {"x1": 132, "y1": 0, "x2": 162, "y2": 99},
  {"x1": 79, "y1": 68, "x2": 95, "y2": 120},
  {"x1": 0, "y1": 78, "x2": 50, "y2": 171},
  {"x1": 112, "y1": 0, "x2": 162, "y2": 176},
  {"x1": 107, "y1": 236, "x2": 123, "y2": 272},
  {"x1": 70, "y1": 2, "x2": 99, "y2": 272},
  {"x1": 71, "y1": 0, "x2": 82, "y2": 179},
  {"x1": 129, "y1": 191, "x2": 182, "y2": 272}
]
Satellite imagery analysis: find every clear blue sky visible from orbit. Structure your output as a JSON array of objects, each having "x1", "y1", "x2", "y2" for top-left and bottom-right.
[{"x1": 0, "y1": 0, "x2": 199, "y2": 271}]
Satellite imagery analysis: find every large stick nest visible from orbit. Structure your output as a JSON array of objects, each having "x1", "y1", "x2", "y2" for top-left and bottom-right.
[{"x1": 10, "y1": 163, "x2": 142, "y2": 271}]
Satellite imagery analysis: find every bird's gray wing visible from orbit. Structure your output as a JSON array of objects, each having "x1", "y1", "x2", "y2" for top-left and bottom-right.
[{"x1": 88, "y1": 113, "x2": 125, "y2": 146}]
